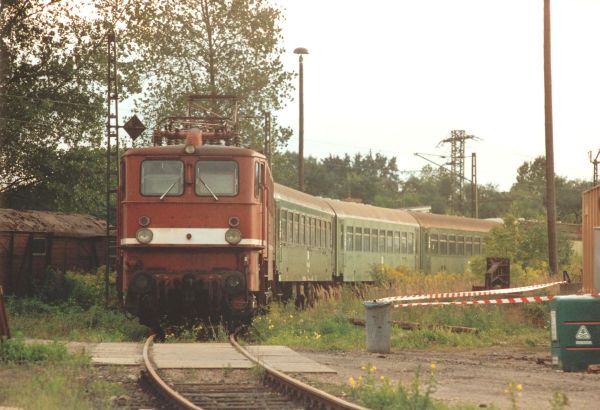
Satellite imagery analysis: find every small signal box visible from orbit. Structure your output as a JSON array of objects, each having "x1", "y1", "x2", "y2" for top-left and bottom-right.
[{"x1": 550, "y1": 295, "x2": 600, "y2": 371}]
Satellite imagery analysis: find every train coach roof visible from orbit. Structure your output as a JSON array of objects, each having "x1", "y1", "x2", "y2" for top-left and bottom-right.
[
  {"x1": 0, "y1": 209, "x2": 106, "y2": 237},
  {"x1": 325, "y1": 198, "x2": 419, "y2": 226},
  {"x1": 122, "y1": 144, "x2": 264, "y2": 158},
  {"x1": 407, "y1": 211, "x2": 500, "y2": 232},
  {"x1": 274, "y1": 184, "x2": 334, "y2": 215}
]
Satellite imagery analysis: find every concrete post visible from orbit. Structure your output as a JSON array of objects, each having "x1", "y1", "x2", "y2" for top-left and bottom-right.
[{"x1": 364, "y1": 301, "x2": 392, "y2": 353}]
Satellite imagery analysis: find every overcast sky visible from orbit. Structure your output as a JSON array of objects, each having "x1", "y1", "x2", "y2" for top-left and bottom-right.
[{"x1": 273, "y1": 0, "x2": 600, "y2": 191}]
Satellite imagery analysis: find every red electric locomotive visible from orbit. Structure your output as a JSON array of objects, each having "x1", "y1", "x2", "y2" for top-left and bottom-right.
[{"x1": 116, "y1": 96, "x2": 274, "y2": 326}]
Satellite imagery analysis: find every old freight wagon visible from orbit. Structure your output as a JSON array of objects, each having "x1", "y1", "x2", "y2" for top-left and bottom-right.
[{"x1": 0, "y1": 209, "x2": 108, "y2": 294}]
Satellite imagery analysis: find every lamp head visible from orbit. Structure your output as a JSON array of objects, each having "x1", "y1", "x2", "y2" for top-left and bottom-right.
[{"x1": 293, "y1": 47, "x2": 309, "y2": 55}]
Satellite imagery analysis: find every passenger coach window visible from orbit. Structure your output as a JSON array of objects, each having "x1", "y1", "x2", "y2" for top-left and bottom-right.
[
  {"x1": 474, "y1": 237, "x2": 481, "y2": 255},
  {"x1": 457, "y1": 236, "x2": 465, "y2": 255},
  {"x1": 293, "y1": 214, "x2": 299, "y2": 244},
  {"x1": 440, "y1": 234, "x2": 448, "y2": 255},
  {"x1": 393, "y1": 232, "x2": 400, "y2": 253},
  {"x1": 346, "y1": 226, "x2": 354, "y2": 251},
  {"x1": 401, "y1": 232, "x2": 407, "y2": 254},
  {"x1": 355, "y1": 227, "x2": 362, "y2": 251},
  {"x1": 449, "y1": 235, "x2": 456, "y2": 255},
  {"x1": 408, "y1": 233, "x2": 414, "y2": 254},
  {"x1": 364, "y1": 228, "x2": 371, "y2": 252},
  {"x1": 430, "y1": 234, "x2": 439, "y2": 254},
  {"x1": 195, "y1": 160, "x2": 238, "y2": 196},
  {"x1": 386, "y1": 231, "x2": 393, "y2": 253},
  {"x1": 141, "y1": 160, "x2": 184, "y2": 196}
]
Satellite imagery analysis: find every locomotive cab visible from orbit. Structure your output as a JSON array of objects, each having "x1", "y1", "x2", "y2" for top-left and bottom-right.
[{"x1": 117, "y1": 131, "x2": 274, "y2": 326}]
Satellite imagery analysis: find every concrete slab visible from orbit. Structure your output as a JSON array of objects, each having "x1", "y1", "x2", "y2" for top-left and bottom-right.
[
  {"x1": 84, "y1": 341, "x2": 335, "y2": 373},
  {"x1": 153, "y1": 343, "x2": 252, "y2": 369},
  {"x1": 246, "y1": 346, "x2": 336, "y2": 373},
  {"x1": 89, "y1": 342, "x2": 143, "y2": 365}
]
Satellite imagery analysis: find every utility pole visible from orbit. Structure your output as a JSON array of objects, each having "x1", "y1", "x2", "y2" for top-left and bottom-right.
[
  {"x1": 294, "y1": 47, "x2": 308, "y2": 192},
  {"x1": 589, "y1": 150, "x2": 600, "y2": 185},
  {"x1": 544, "y1": 0, "x2": 558, "y2": 275},
  {"x1": 471, "y1": 153, "x2": 478, "y2": 218}
]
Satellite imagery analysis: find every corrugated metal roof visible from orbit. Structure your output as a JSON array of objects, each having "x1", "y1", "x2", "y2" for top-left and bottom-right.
[
  {"x1": 324, "y1": 198, "x2": 419, "y2": 226},
  {"x1": 408, "y1": 211, "x2": 500, "y2": 232},
  {"x1": 0, "y1": 209, "x2": 106, "y2": 237},
  {"x1": 274, "y1": 184, "x2": 334, "y2": 215}
]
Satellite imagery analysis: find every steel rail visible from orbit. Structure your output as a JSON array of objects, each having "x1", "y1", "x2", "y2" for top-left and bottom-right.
[
  {"x1": 229, "y1": 333, "x2": 368, "y2": 410},
  {"x1": 142, "y1": 334, "x2": 203, "y2": 410}
]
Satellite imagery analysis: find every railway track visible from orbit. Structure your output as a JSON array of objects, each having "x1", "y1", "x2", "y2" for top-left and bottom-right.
[{"x1": 141, "y1": 333, "x2": 367, "y2": 410}]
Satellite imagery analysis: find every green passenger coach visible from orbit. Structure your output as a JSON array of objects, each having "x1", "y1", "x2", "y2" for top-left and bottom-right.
[
  {"x1": 274, "y1": 184, "x2": 335, "y2": 284},
  {"x1": 271, "y1": 184, "x2": 500, "y2": 306},
  {"x1": 324, "y1": 199, "x2": 420, "y2": 282},
  {"x1": 408, "y1": 212, "x2": 498, "y2": 273}
]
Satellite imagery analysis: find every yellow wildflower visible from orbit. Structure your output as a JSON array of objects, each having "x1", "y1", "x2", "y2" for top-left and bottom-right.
[
  {"x1": 516, "y1": 384, "x2": 523, "y2": 391},
  {"x1": 348, "y1": 376, "x2": 356, "y2": 388},
  {"x1": 430, "y1": 362, "x2": 436, "y2": 370}
]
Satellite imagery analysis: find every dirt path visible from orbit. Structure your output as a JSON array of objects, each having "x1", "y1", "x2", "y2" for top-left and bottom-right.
[{"x1": 298, "y1": 346, "x2": 600, "y2": 409}]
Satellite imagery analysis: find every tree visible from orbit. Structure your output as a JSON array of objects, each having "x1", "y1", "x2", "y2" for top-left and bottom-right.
[
  {"x1": 129, "y1": 0, "x2": 294, "y2": 151},
  {"x1": 510, "y1": 157, "x2": 591, "y2": 223},
  {"x1": 485, "y1": 214, "x2": 573, "y2": 270},
  {"x1": 8, "y1": 147, "x2": 106, "y2": 217},
  {"x1": 0, "y1": 0, "x2": 144, "y2": 206},
  {"x1": 399, "y1": 165, "x2": 454, "y2": 214}
]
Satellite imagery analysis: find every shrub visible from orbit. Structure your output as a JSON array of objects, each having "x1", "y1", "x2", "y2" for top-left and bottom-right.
[{"x1": 0, "y1": 336, "x2": 69, "y2": 364}]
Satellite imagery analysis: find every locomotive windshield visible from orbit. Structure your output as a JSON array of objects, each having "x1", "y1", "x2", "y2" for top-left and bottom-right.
[
  {"x1": 195, "y1": 160, "x2": 238, "y2": 197},
  {"x1": 140, "y1": 160, "x2": 184, "y2": 196}
]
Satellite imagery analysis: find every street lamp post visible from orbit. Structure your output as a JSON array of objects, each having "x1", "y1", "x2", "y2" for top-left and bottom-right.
[{"x1": 294, "y1": 47, "x2": 308, "y2": 192}]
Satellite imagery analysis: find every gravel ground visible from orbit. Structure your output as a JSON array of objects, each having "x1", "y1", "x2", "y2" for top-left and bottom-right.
[{"x1": 297, "y1": 346, "x2": 600, "y2": 409}]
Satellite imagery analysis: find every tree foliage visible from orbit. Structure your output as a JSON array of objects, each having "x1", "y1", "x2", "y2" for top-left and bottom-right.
[
  {"x1": 484, "y1": 214, "x2": 573, "y2": 270},
  {"x1": 1, "y1": 0, "x2": 292, "y2": 209},
  {"x1": 272, "y1": 151, "x2": 402, "y2": 207},
  {"x1": 130, "y1": 0, "x2": 294, "y2": 150},
  {"x1": 0, "y1": 0, "x2": 147, "y2": 205}
]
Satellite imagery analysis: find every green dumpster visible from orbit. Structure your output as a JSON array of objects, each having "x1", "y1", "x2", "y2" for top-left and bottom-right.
[{"x1": 550, "y1": 295, "x2": 600, "y2": 371}]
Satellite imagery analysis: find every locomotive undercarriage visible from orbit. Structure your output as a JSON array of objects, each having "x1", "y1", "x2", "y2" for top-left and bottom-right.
[{"x1": 125, "y1": 269, "x2": 256, "y2": 327}]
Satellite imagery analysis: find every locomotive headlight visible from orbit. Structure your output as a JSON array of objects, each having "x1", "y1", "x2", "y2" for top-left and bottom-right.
[
  {"x1": 136, "y1": 228, "x2": 153, "y2": 244},
  {"x1": 184, "y1": 144, "x2": 196, "y2": 154},
  {"x1": 224, "y1": 228, "x2": 242, "y2": 245}
]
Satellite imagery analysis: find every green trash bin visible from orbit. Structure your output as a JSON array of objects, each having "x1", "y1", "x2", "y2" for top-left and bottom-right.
[{"x1": 550, "y1": 295, "x2": 600, "y2": 371}]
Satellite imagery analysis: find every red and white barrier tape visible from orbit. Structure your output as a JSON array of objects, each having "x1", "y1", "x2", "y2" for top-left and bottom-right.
[
  {"x1": 375, "y1": 280, "x2": 566, "y2": 304},
  {"x1": 394, "y1": 295, "x2": 555, "y2": 308}
]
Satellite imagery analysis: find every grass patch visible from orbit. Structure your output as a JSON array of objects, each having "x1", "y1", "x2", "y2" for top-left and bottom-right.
[
  {"x1": 1, "y1": 335, "x2": 71, "y2": 364},
  {"x1": 6, "y1": 269, "x2": 149, "y2": 342},
  {"x1": 246, "y1": 267, "x2": 551, "y2": 351},
  {"x1": 0, "y1": 362, "x2": 126, "y2": 409},
  {"x1": 343, "y1": 363, "x2": 481, "y2": 410},
  {"x1": 0, "y1": 337, "x2": 125, "y2": 409}
]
